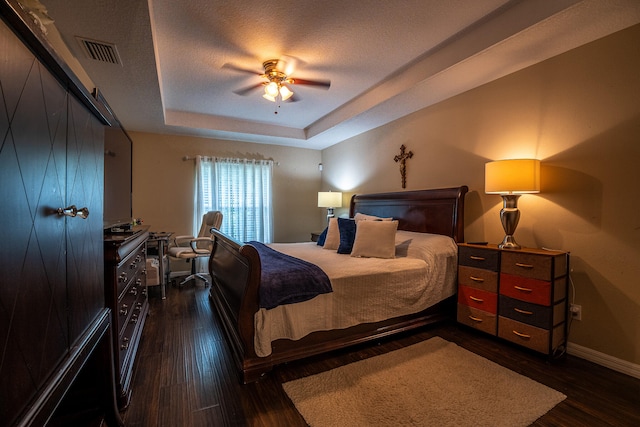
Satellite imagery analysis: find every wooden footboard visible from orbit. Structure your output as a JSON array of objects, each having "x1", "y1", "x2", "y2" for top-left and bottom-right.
[
  {"x1": 209, "y1": 186, "x2": 468, "y2": 383},
  {"x1": 207, "y1": 230, "x2": 272, "y2": 381}
]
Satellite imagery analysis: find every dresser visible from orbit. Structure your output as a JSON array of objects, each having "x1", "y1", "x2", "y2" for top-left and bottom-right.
[
  {"x1": 104, "y1": 227, "x2": 150, "y2": 409},
  {"x1": 457, "y1": 243, "x2": 569, "y2": 356}
]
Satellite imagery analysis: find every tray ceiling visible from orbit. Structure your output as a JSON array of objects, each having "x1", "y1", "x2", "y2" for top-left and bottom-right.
[{"x1": 40, "y1": 0, "x2": 640, "y2": 150}]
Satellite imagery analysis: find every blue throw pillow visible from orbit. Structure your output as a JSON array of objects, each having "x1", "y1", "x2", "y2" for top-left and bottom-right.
[
  {"x1": 316, "y1": 227, "x2": 328, "y2": 246},
  {"x1": 337, "y1": 218, "x2": 357, "y2": 254}
]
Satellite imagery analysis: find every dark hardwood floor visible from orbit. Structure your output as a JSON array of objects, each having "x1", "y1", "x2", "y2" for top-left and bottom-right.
[{"x1": 122, "y1": 284, "x2": 640, "y2": 427}]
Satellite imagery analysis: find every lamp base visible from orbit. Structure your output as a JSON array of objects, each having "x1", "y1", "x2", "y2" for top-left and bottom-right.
[
  {"x1": 326, "y1": 207, "x2": 335, "y2": 223},
  {"x1": 499, "y1": 194, "x2": 521, "y2": 250},
  {"x1": 499, "y1": 235, "x2": 521, "y2": 250}
]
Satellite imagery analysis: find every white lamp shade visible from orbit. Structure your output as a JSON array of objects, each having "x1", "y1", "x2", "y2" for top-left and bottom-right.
[
  {"x1": 485, "y1": 159, "x2": 541, "y2": 194},
  {"x1": 280, "y1": 85, "x2": 293, "y2": 101},
  {"x1": 264, "y1": 81, "x2": 279, "y2": 97},
  {"x1": 318, "y1": 191, "x2": 342, "y2": 208}
]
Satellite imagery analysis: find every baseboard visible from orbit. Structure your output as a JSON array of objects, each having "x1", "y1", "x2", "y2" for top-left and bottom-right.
[{"x1": 567, "y1": 341, "x2": 640, "y2": 379}]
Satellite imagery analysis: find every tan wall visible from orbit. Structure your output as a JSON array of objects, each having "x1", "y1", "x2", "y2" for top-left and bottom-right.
[
  {"x1": 321, "y1": 25, "x2": 640, "y2": 365},
  {"x1": 130, "y1": 132, "x2": 322, "y2": 243}
]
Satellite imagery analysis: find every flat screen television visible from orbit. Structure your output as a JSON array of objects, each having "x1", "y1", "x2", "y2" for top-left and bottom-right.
[{"x1": 103, "y1": 126, "x2": 133, "y2": 231}]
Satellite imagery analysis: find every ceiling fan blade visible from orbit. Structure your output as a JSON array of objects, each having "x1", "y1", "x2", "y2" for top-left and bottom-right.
[
  {"x1": 222, "y1": 63, "x2": 262, "y2": 76},
  {"x1": 289, "y1": 78, "x2": 331, "y2": 89},
  {"x1": 233, "y1": 83, "x2": 263, "y2": 96}
]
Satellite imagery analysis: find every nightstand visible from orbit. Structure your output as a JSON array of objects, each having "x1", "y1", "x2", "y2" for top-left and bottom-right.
[
  {"x1": 457, "y1": 243, "x2": 570, "y2": 356},
  {"x1": 311, "y1": 231, "x2": 322, "y2": 242}
]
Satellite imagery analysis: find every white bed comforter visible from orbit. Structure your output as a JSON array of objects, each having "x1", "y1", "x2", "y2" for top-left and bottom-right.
[{"x1": 253, "y1": 230, "x2": 458, "y2": 357}]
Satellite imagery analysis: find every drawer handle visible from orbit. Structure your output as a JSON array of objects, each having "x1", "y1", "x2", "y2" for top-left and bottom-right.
[
  {"x1": 470, "y1": 256, "x2": 485, "y2": 261},
  {"x1": 514, "y1": 308, "x2": 533, "y2": 315},
  {"x1": 469, "y1": 276, "x2": 485, "y2": 282},
  {"x1": 469, "y1": 296, "x2": 484, "y2": 303},
  {"x1": 514, "y1": 285, "x2": 533, "y2": 293},
  {"x1": 512, "y1": 330, "x2": 531, "y2": 339},
  {"x1": 515, "y1": 262, "x2": 534, "y2": 269},
  {"x1": 468, "y1": 316, "x2": 483, "y2": 323}
]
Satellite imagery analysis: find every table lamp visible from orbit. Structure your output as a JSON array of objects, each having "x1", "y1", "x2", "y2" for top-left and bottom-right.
[
  {"x1": 485, "y1": 159, "x2": 540, "y2": 249},
  {"x1": 318, "y1": 191, "x2": 342, "y2": 222}
]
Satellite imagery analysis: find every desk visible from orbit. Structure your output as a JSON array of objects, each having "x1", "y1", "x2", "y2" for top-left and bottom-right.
[{"x1": 147, "y1": 232, "x2": 173, "y2": 299}]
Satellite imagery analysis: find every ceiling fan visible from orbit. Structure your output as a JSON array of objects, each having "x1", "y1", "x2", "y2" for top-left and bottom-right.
[{"x1": 223, "y1": 58, "x2": 331, "y2": 103}]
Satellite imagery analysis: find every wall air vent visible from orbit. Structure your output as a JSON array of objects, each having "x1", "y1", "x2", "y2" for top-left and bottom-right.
[{"x1": 76, "y1": 37, "x2": 122, "y2": 65}]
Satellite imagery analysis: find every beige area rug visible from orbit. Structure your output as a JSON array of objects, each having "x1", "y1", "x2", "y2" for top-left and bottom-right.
[{"x1": 283, "y1": 337, "x2": 566, "y2": 427}]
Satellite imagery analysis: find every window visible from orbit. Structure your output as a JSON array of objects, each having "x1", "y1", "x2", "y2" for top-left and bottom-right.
[{"x1": 195, "y1": 156, "x2": 273, "y2": 243}]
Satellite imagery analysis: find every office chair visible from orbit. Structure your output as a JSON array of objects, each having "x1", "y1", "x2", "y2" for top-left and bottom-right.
[{"x1": 167, "y1": 211, "x2": 222, "y2": 286}]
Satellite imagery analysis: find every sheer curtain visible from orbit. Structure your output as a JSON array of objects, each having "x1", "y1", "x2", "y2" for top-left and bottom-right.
[{"x1": 195, "y1": 156, "x2": 273, "y2": 243}]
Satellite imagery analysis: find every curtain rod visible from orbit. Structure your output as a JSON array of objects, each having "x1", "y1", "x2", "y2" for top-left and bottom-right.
[{"x1": 183, "y1": 155, "x2": 279, "y2": 166}]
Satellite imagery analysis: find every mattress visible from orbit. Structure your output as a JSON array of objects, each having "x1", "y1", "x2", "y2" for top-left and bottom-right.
[{"x1": 253, "y1": 230, "x2": 458, "y2": 357}]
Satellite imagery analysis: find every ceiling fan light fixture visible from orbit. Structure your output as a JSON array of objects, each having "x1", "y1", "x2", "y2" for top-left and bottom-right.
[
  {"x1": 264, "y1": 81, "x2": 279, "y2": 97},
  {"x1": 280, "y1": 85, "x2": 293, "y2": 101},
  {"x1": 262, "y1": 93, "x2": 277, "y2": 102}
]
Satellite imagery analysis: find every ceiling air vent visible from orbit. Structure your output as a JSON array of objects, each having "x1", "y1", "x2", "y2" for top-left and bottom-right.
[{"x1": 76, "y1": 37, "x2": 122, "y2": 65}]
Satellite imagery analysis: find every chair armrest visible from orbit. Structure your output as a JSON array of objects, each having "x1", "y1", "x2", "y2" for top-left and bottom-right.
[
  {"x1": 173, "y1": 235, "x2": 194, "y2": 247},
  {"x1": 190, "y1": 237, "x2": 213, "y2": 253}
]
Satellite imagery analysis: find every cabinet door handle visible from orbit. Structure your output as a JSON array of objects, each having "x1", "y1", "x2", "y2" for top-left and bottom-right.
[
  {"x1": 514, "y1": 285, "x2": 533, "y2": 293},
  {"x1": 469, "y1": 296, "x2": 484, "y2": 303},
  {"x1": 468, "y1": 316, "x2": 483, "y2": 323},
  {"x1": 56, "y1": 205, "x2": 89, "y2": 219},
  {"x1": 515, "y1": 262, "x2": 534, "y2": 269},
  {"x1": 514, "y1": 308, "x2": 533, "y2": 315},
  {"x1": 77, "y1": 207, "x2": 89, "y2": 219},
  {"x1": 470, "y1": 256, "x2": 485, "y2": 261},
  {"x1": 512, "y1": 330, "x2": 531, "y2": 339},
  {"x1": 469, "y1": 276, "x2": 484, "y2": 282}
]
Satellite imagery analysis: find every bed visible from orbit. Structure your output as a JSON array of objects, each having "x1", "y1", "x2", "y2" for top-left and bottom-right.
[{"x1": 208, "y1": 186, "x2": 468, "y2": 383}]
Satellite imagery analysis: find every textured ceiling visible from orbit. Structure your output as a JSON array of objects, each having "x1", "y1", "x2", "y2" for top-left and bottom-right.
[{"x1": 39, "y1": 0, "x2": 640, "y2": 150}]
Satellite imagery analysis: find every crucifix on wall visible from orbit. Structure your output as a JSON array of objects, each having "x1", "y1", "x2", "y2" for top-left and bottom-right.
[{"x1": 394, "y1": 144, "x2": 413, "y2": 188}]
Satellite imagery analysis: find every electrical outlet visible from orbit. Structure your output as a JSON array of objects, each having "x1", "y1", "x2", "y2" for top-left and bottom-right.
[{"x1": 570, "y1": 304, "x2": 582, "y2": 321}]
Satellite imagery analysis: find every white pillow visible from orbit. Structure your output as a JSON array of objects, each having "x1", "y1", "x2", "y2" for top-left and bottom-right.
[
  {"x1": 354, "y1": 212, "x2": 393, "y2": 224},
  {"x1": 350, "y1": 220, "x2": 399, "y2": 259},
  {"x1": 322, "y1": 217, "x2": 340, "y2": 250}
]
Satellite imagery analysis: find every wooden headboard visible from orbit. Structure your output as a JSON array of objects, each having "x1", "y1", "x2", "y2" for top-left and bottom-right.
[{"x1": 349, "y1": 186, "x2": 468, "y2": 242}]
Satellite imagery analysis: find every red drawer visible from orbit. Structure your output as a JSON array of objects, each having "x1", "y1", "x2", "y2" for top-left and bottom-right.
[
  {"x1": 500, "y1": 273, "x2": 551, "y2": 306},
  {"x1": 458, "y1": 285, "x2": 497, "y2": 314}
]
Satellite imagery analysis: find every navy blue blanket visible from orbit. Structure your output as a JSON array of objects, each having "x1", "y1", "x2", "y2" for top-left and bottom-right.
[{"x1": 248, "y1": 241, "x2": 333, "y2": 310}]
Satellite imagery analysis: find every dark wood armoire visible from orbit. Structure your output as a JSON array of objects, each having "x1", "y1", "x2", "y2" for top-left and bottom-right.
[{"x1": 0, "y1": 1, "x2": 122, "y2": 425}]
